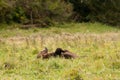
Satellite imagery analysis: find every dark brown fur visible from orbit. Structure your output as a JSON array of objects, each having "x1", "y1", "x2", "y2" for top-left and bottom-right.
[
  {"x1": 37, "y1": 47, "x2": 56, "y2": 59},
  {"x1": 37, "y1": 47, "x2": 78, "y2": 59},
  {"x1": 62, "y1": 50, "x2": 79, "y2": 59},
  {"x1": 37, "y1": 47, "x2": 48, "y2": 58},
  {"x1": 41, "y1": 48, "x2": 64, "y2": 59},
  {"x1": 54, "y1": 48, "x2": 79, "y2": 59},
  {"x1": 42, "y1": 52, "x2": 55, "y2": 59},
  {"x1": 54, "y1": 48, "x2": 63, "y2": 56}
]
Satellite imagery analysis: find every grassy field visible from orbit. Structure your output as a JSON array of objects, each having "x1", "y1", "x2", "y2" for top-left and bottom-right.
[
  {"x1": 0, "y1": 23, "x2": 120, "y2": 80},
  {"x1": 0, "y1": 22, "x2": 119, "y2": 38}
]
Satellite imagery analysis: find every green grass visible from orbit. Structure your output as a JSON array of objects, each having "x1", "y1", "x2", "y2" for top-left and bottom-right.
[
  {"x1": 0, "y1": 23, "x2": 120, "y2": 80},
  {"x1": 0, "y1": 22, "x2": 119, "y2": 38}
]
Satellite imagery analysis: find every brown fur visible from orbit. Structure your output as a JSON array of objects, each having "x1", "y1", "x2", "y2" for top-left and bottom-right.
[
  {"x1": 62, "y1": 50, "x2": 79, "y2": 59},
  {"x1": 37, "y1": 47, "x2": 56, "y2": 59},
  {"x1": 42, "y1": 48, "x2": 64, "y2": 59},
  {"x1": 42, "y1": 52, "x2": 55, "y2": 59},
  {"x1": 54, "y1": 48, "x2": 63, "y2": 56},
  {"x1": 54, "y1": 48, "x2": 79, "y2": 59},
  {"x1": 37, "y1": 47, "x2": 48, "y2": 58},
  {"x1": 37, "y1": 47, "x2": 78, "y2": 59}
]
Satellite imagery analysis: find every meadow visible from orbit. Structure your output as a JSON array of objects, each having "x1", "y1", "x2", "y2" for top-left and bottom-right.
[{"x1": 0, "y1": 23, "x2": 120, "y2": 80}]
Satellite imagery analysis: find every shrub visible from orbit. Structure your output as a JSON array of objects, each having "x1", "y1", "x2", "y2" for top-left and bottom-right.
[
  {"x1": 15, "y1": 0, "x2": 73, "y2": 27},
  {"x1": 69, "y1": 0, "x2": 120, "y2": 26}
]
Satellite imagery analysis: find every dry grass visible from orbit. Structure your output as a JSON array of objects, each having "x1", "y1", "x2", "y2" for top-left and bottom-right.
[
  {"x1": 0, "y1": 22, "x2": 120, "y2": 80},
  {"x1": 0, "y1": 31, "x2": 120, "y2": 80}
]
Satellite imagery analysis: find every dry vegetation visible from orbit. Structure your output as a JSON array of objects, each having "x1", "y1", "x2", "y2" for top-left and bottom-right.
[{"x1": 0, "y1": 23, "x2": 120, "y2": 80}]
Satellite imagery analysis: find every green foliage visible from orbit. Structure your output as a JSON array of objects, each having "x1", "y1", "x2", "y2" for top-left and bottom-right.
[
  {"x1": 0, "y1": 0, "x2": 13, "y2": 23},
  {"x1": 0, "y1": 0, "x2": 73, "y2": 26},
  {"x1": 69, "y1": 0, "x2": 120, "y2": 26},
  {"x1": 0, "y1": 0, "x2": 120, "y2": 27},
  {"x1": 15, "y1": 0, "x2": 73, "y2": 26}
]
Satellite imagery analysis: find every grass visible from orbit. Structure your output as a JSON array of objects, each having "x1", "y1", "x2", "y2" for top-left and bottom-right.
[
  {"x1": 0, "y1": 22, "x2": 120, "y2": 80},
  {"x1": 0, "y1": 22, "x2": 119, "y2": 38}
]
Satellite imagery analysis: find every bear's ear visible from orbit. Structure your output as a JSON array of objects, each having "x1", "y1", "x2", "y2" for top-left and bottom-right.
[{"x1": 44, "y1": 47, "x2": 48, "y2": 53}]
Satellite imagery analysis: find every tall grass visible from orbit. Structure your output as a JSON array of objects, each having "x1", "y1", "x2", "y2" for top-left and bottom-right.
[{"x1": 0, "y1": 30, "x2": 120, "y2": 80}]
